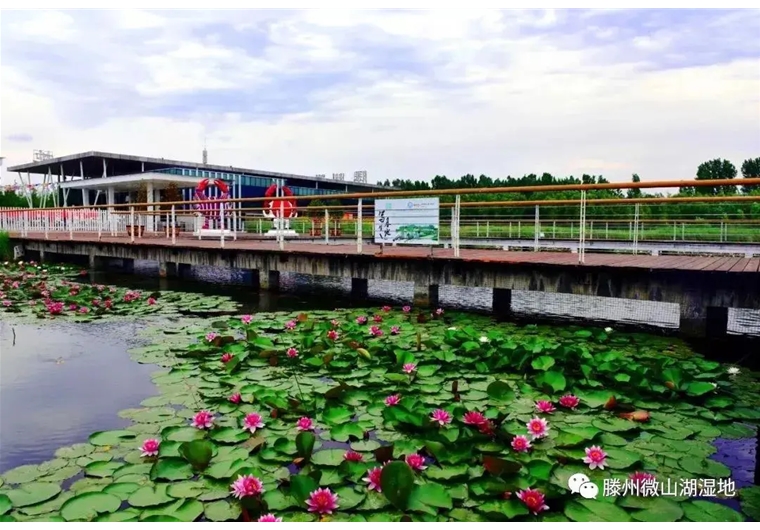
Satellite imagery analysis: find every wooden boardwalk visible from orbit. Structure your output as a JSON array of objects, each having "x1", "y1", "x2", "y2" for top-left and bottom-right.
[{"x1": 11, "y1": 232, "x2": 760, "y2": 274}]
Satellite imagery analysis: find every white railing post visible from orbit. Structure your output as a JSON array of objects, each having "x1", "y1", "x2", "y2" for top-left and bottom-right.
[
  {"x1": 279, "y1": 201, "x2": 285, "y2": 250},
  {"x1": 324, "y1": 209, "x2": 329, "y2": 244},
  {"x1": 357, "y1": 199, "x2": 363, "y2": 253},
  {"x1": 578, "y1": 190, "x2": 587, "y2": 264},
  {"x1": 171, "y1": 205, "x2": 176, "y2": 245},
  {"x1": 534, "y1": 204, "x2": 540, "y2": 251},
  {"x1": 69, "y1": 209, "x2": 74, "y2": 240},
  {"x1": 633, "y1": 203, "x2": 640, "y2": 255},
  {"x1": 454, "y1": 195, "x2": 461, "y2": 258},
  {"x1": 98, "y1": 209, "x2": 102, "y2": 240},
  {"x1": 130, "y1": 207, "x2": 135, "y2": 243},
  {"x1": 23, "y1": 210, "x2": 28, "y2": 237},
  {"x1": 232, "y1": 201, "x2": 238, "y2": 241},
  {"x1": 44, "y1": 211, "x2": 49, "y2": 239},
  {"x1": 220, "y1": 202, "x2": 226, "y2": 248}
]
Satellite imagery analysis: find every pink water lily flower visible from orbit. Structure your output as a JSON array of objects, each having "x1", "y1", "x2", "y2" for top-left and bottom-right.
[
  {"x1": 558, "y1": 394, "x2": 580, "y2": 409},
  {"x1": 356, "y1": 316, "x2": 368, "y2": 325},
  {"x1": 385, "y1": 394, "x2": 401, "y2": 407},
  {"x1": 79, "y1": 307, "x2": 89, "y2": 314},
  {"x1": 221, "y1": 353, "x2": 233, "y2": 363},
  {"x1": 306, "y1": 488, "x2": 339, "y2": 515},
  {"x1": 463, "y1": 411, "x2": 488, "y2": 426},
  {"x1": 511, "y1": 435, "x2": 532, "y2": 453},
  {"x1": 390, "y1": 325, "x2": 400, "y2": 335},
  {"x1": 343, "y1": 450, "x2": 363, "y2": 462},
  {"x1": 526, "y1": 417, "x2": 549, "y2": 440},
  {"x1": 205, "y1": 332, "x2": 217, "y2": 342},
  {"x1": 285, "y1": 320, "x2": 297, "y2": 330},
  {"x1": 1, "y1": 300, "x2": 11, "y2": 307},
  {"x1": 535, "y1": 400, "x2": 556, "y2": 414},
  {"x1": 583, "y1": 445, "x2": 608, "y2": 470},
  {"x1": 229, "y1": 393, "x2": 242, "y2": 404},
  {"x1": 369, "y1": 325, "x2": 383, "y2": 337},
  {"x1": 435, "y1": 308, "x2": 444, "y2": 316},
  {"x1": 327, "y1": 329, "x2": 339, "y2": 341},
  {"x1": 243, "y1": 413, "x2": 266, "y2": 434},
  {"x1": 69, "y1": 304, "x2": 77, "y2": 311},
  {"x1": 405, "y1": 453, "x2": 427, "y2": 471},
  {"x1": 364, "y1": 467, "x2": 383, "y2": 492},
  {"x1": 517, "y1": 488, "x2": 549, "y2": 515},
  {"x1": 296, "y1": 417, "x2": 315, "y2": 431},
  {"x1": 373, "y1": 315, "x2": 383, "y2": 323},
  {"x1": 330, "y1": 319, "x2": 340, "y2": 328},
  {"x1": 286, "y1": 347, "x2": 299, "y2": 358},
  {"x1": 381, "y1": 305, "x2": 392, "y2": 312},
  {"x1": 140, "y1": 438, "x2": 160, "y2": 457},
  {"x1": 147, "y1": 297, "x2": 156, "y2": 305},
  {"x1": 402, "y1": 305, "x2": 411, "y2": 313},
  {"x1": 240, "y1": 314, "x2": 253, "y2": 324},
  {"x1": 402, "y1": 363, "x2": 417, "y2": 374},
  {"x1": 230, "y1": 474, "x2": 264, "y2": 499},
  {"x1": 191, "y1": 410, "x2": 215, "y2": 429},
  {"x1": 430, "y1": 409, "x2": 452, "y2": 426},
  {"x1": 258, "y1": 514, "x2": 282, "y2": 522},
  {"x1": 629, "y1": 471, "x2": 656, "y2": 484}
]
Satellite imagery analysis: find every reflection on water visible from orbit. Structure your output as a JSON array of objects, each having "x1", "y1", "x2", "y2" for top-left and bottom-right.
[{"x1": 0, "y1": 321, "x2": 158, "y2": 473}]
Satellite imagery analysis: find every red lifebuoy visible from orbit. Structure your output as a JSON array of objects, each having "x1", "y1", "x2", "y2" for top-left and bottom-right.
[{"x1": 263, "y1": 184, "x2": 296, "y2": 218}]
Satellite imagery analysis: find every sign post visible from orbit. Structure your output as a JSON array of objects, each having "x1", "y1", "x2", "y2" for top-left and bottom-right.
[{"x1": 373, "y1": 198, "x2": 440, "y2": 246}]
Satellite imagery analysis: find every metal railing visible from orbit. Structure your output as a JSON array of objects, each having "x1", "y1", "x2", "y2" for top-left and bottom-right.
[{"x1": 2, "y1": 178, "x2": 760, "y2": 263}]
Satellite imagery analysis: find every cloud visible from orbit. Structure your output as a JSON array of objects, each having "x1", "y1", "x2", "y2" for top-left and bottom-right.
[
  {"x1": 5, "y1": 133, "x2": 33, "y2": 143},
  {"x1": 1, "y1": 9, "x2": 758, "y2": 186}
]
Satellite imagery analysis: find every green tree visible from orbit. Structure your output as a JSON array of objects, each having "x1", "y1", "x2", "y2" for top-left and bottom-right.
[
  {"x1": 694, "y1": 158, "x2": 738, "y2": 196},
  {"x1": 740, "y1": 157, "x2": 760, "y2": 193},
  {"x1": 627, "y1": 174, "x2": 642, "y2": 199}
]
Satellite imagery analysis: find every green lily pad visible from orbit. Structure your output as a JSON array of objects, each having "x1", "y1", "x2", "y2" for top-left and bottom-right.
[
  {"x1": 88, "y1": 430, "x2": 137, "y2": 446},
  {"x1": 6, "y1": 483, "x2": 61, "y2": 508},
  {"x1": 203, "y1": 500, "x2": 241, "y2": 521},
  {"x1": 60, "y1": 492, "x2": 121, "y2": 521}
]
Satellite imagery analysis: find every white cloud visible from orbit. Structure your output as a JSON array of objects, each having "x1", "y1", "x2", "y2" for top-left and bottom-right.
[{"x1": 1, "y1": 9, "x2": 759, "y2": 188}]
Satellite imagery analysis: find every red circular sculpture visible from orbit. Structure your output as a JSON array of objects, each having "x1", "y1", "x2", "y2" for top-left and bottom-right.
[{"x1": 263, "y1": 184, "x2": 297, "y2": 218}]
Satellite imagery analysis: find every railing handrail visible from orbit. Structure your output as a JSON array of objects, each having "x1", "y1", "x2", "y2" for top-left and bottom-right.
[{"x1": 1, "y1": 177, "x2": 759, "y2": 213}]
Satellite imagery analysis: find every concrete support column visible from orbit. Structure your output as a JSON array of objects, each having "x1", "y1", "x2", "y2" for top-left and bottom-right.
[
  {"x1": 107, "y1": 187, "x2": 115, "y2": 210},
  {"x1": 258, "y1": 270, "x2": 280, "y2": 292},
  {"x1": 159, "y1": 262, "x2": 178, "y2": 278},
  {"x1": 82, "y1": 189, "x2": 90, "y2": 207},
  {"x1": 413, "y1": 283, "x2": 439, "y2": 308},
  {"x1": 492, "y1": 288, "x2": 513, "y2": 320},
  {"x1": 351, "y1": 278, "x2": 369, "y2": 300},
  {"x1": 39, "y1": 249, "x2": 46, "y2": 263},
  {"x1": 146, "y1": 182, "x2": 155, "y2": 232}
]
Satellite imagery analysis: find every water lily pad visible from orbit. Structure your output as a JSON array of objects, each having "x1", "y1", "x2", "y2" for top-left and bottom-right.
[
  {"x1": 312, "y1": 449, "x2": 346, "y2": 466},
  {"x1": 203, "y1": 500, "x2": 241, "y2": 521},
  {"x1": 84, "y1": 460, "x2": 124, "y2": 478},
  {"x1": 565, "y1": 498, "x2": 631, "y2": 522},
  {"x1": 162, "y1": 426, "x2": 206, "y2": 442},
  {"x1": 55, "y1": 444, "x2": 95, "y2": 459},
  {"x1": 149, "y1": 458, "x2": 195, "y2": 481},
  {"x1": 678, "y1": 457, "x2": 731, "y2": 478},
  {"x1": 6, "y1": 482, "x2": 61, "y2": 508},
  {"x1": 60, "y1": 492, "x2": 121, "y2": 521},
  {"x1": 95, "y1": 508, "x2": 141, "y2": 522},
  {"x1": 1, "y1": 464, "x2": 44, "y2": 485},
  {"x1": 127, "y1": 484, "x2": 173, "y2": 507},
  {"x1": 210, "y1": 428, "x2": 249, "y2": 444},
  {"x1": 139, "y1": 498, "x2": 203, "y2": 522},
  {"x1": 102, "y1": 482, "x2": 141, "y2": 501},
  {"x1": 0, "y1": 495, "x2": 11, "y2": 516},
  {"x1": 88, "y1": 430, "x2": 137, "y2": 446}
]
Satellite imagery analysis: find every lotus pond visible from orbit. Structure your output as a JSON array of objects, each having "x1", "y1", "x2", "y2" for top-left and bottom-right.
[{"x1": 1, "y1": 261, "x2": 759, "y2": 522}]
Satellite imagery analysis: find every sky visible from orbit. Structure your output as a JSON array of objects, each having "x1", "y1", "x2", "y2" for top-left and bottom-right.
[{"x1": 1, "y1": 8, "x2": 759, "y2": 187}]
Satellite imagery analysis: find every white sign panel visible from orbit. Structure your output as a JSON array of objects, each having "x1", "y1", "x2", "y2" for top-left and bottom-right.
[{"x1": 374, "y1": 198, "x2": 440, "y2": 245}]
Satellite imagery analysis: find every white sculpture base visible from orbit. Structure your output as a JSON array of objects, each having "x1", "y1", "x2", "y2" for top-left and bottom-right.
[
  {"x1": 263, "y1": 217, "x2": 299, "y2": 238},
  {"x1": 264, "y1": 229, "x2": 299, "y2": 238}
]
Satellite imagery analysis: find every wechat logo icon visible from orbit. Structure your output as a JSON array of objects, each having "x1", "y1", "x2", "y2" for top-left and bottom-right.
[{"x1": 568, "y1": 473, "x2": 599, "y2": 499}]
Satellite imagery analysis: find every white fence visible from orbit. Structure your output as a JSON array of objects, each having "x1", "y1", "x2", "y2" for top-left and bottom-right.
[{"x1": 0, "y1": 207, "x2": 139, "y2": 236}]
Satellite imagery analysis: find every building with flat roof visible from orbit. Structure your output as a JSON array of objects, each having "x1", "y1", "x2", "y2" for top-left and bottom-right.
[{"x1": 7, "y1": 150, "x2": 387, "y2": 209}]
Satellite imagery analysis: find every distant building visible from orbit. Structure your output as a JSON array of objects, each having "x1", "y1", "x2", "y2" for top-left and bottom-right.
[{"x1": 7, "y1": 151, "x2": 388, "y2": 208}]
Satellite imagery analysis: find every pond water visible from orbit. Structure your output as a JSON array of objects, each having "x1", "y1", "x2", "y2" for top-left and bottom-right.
[{"x1": 1, "y1": 259, "x2": 759, "y2": 522}]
